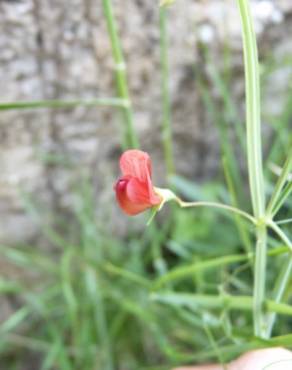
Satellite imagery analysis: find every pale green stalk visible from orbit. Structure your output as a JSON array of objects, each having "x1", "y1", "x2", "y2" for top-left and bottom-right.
[
  {"x1": 276, "y1": 218, "x2": 292, "y2": 225},
  {"x1": 237, "y1": 0, "x2": 267, "y2": 338},
  {"x1": 266, "y1": 150, "x2": 292, "y2": 217},
  {"x1": 176, "y1": 198, "x2": 256, "y2": 224},
  {"x1": 237, "y1": 0, "x2": 265, "y2": 218},
  {"x1": 151, "y1": 292, "x2": 292, "y2": 316},
  {"x1": 271, "y1": 181, "x2": 292, "y2": 217},
  {"x1": 253, "y1": 224, "x2": 268, "y2": 336},
  {"x1": 266, "y1": 221, "x2": 292, "y2": 336},
  {"x1": 155, "y1": 246, "x2": 289, "y2": 288},
  {"x1": 102, "y1": 0, "x2": 139, "y2": 149},
  {"x1": 155, "y1": 254, "x2": 247, "y2": 288},
  {"x1": 266, "y1": 256, "x2": 292, "y2": 336},
  {"x1": 0, "y1": 98, "x2": 126, "y2": 111},
  {"x1": 268, "y1": 221, "x2": 292, "y2": 253},
  {"x1": 159, "y1": 7, "x2": 175, "y2": 176}
]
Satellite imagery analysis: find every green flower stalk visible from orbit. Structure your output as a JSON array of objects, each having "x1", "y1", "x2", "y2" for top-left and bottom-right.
[
  {"x1": 237, "y1": 0, "x2": 267, "y2": 338},
  {"x1": 102, "y1": 0, "x2": 139, "y2": 149}
]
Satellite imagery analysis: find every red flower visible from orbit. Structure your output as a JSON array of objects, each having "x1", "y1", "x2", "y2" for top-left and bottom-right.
[{"x1": 114, "y1": 150, "x2": 162, "y2": 215}]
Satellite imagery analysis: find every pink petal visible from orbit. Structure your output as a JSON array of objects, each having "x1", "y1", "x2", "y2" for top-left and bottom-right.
[
  {"x1": 115, "y1": 177, "x2": 152, "y2": 215},
  {"x1": 126, "y1": 177, "x2": 157, "y2": 205},
  {"x1": 120, "y1": 150, "x2": 152, "y2": 182}
]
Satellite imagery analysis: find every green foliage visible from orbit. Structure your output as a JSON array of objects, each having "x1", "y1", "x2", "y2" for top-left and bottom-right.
[
  {"x1": 0, "y1": 1, "x2": 292, "y2": 369},
  {"x1": 0, "y1": 160, "x2": 291, "y2": 369}
]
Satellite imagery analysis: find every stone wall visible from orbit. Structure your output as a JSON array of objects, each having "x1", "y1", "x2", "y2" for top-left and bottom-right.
[{"x1": 0, "y1": 0, "x2": 291, "y2": 243}]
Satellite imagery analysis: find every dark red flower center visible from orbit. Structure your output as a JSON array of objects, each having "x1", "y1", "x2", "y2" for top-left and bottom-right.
[{"x1": 115, "y1": 178, "x2": 128, "y2": 192}]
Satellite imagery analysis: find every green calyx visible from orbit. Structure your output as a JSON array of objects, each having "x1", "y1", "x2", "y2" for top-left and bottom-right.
[{"x1": 146, "y1": 187, "x2": 177, "y2": 226}]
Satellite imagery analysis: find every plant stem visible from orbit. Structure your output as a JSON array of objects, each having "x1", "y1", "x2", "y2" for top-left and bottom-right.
[
  {"x1": 268, "y1": 221, "x2": 292, "y2": 253},
  {"x1": 151, "y1": 292, "x2": 292, "y2": 316},
  {"x1": 253, "y1": 224, "x2": 268, "y2": 337},
  {"x1": 266, "y1": 256, "x2": 292, "y2": 336},
  {"x1": 266, "y1": 149, "x2": 292, "y2": 217},
  {"x1": 176, "y1": 198, "x2": 256, "y2": 224},
  {"x1": 237, "y1": 0, "x2": 267, "y2": 338},
  {"x1": 155, "y1": 245, "x2": 289, "y2": 288},
  {"x1": 102, "y1": 0, "x2": 139, "y2": 149},
  {"x1": 276, "y1": 218, "x2": 292, "y2": 225},
  {"x1": 159, "y1": 7, "x2": 175, "y2": 176},
  {"x1": 237, "y1": 0, "x2": 265, "y2": 218},
  {"x1": 266, "y1": 222, "x2": 292, "y2": 336},
  {"x1": 270, "y1": 181, "x2": 292, "y2": 219},
  {"x1": 0, "y1": 98, "x2": 127, "y2": 111}
]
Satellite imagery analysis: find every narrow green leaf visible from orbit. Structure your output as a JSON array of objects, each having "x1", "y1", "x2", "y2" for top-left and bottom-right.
[
  {"x1": 182, "y1": 334, "x2": 292, "y2": 363},
  {"x1": 0, "y1": 98, "x2": 125, "y2": 111},
  {"x1": 154, "y1": 254, "x2": 247, "y2": 288},
  {"x1": 151, "y1": 292, "x2": 292, "y2": 316},
  {"x1": 0, "y1": 279, "x2": 22, "y2": 294},
  {"x1": 159, "y1": 6, "x2": 175, "y2": 175},
  {"x1": 0, "y1": 307, "x2": 30, "y2": 333},
  {"x1": 154, "y1": 246, "x2": 289, "y2": 288},
  {"x1": 103, "y1": 263, "x2": 150, "y2": 288},
  {"x1": 267, "y1": 151, "x2": 292, "y2": 217},
  {"x1": 271, "y1": 181, "x2": 292, "y2": 217},
  {"x1": 102, "y1": 0, "x2": 139, "y2": 149}
]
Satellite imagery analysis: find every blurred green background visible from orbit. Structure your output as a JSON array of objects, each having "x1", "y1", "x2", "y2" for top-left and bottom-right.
[{"x1": 0, "y1": 0, "x2": 291, "y2": 369}]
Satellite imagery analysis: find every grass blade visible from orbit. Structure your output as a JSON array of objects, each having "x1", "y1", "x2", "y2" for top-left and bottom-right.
[
  {"x1": 0, "y1": 98, "x2": 126, "y2": 111},
  {"x1": 266, "y1": 150, "x2": 292, "y2": 217}
]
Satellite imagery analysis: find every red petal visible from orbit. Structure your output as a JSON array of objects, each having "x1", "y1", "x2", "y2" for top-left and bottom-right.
[
  {"x1": 115, "y1": 177, "x2": 151, "y2": 215},
  {"x1": 126, "y1": 178, "x2": 155, "y2": 205},
  {"x1": 145, "y1": 171, "x2": 162, "y2": 205},
  {"x1": 120, "y1": 150, "x2": 152, "y2": 182},
  {"x1": 115, "y1": 151, "x2": 161, "y2": 215}
]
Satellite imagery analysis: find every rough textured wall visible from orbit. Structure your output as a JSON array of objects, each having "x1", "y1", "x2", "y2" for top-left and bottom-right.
[{"x1": 0, "y1": 0, "x2": 291, "y2": 243}]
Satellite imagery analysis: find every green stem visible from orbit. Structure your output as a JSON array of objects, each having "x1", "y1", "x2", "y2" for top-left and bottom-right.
[
  {"x1": 270, "y1": 181, "x2": 292, "y2": 219},
  {"x1": 0, "y1": 98, "x2": 127, "y2": 111},
  {"x1": 176, "y1": 198, "x2": 256, "y2": 224},
  {"x1": 154, "y1": 246, "x2": 289, "y2": 288},
  {"x1": 151, "y1": 292, "x2": 292, "y2": 316},
  {"x1": 266, "y1": 222, "x2": 292, "y2": 336},
  {"x1": 159, "y1": 7, "x2": 175, "y2": 176},
  {"x1": 102, "y1": 0, "x2": 139, "y2": 149},
  {"x1": 276, "y1": 218, "x2": 292, "y2": 225},
  {"x1": 266, "y1": 256, "x2": 292, "y2": 336},
  {"x1": 237, "y1": 0, "x2": 267, "y2": 338},
  {"x1": 268, "y1": 221, "x2": 292, "y2": 253},
  {"x1": 266, "y1": 150, "x2": 292, "y2": 217},
  {"x1": 237, "y1": 0, "x2": 265, "y2": 218},
  {"x1": 253, "y1": 224, "x2": 268, "y2": 337},
  {"x1": 155, "y1": 254, "x2": 247, "y2": 288}
]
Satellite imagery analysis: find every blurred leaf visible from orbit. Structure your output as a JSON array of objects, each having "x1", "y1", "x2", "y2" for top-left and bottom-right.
[
  {"x1": 0, "y1": 98, "x2": 125, "y2": 111},
  {"x1": 0, "y1": 307, "x2": 30, "y2": 334},
  {"x1": 154, "y1": 254, "x2": 246, "y2": 288}
]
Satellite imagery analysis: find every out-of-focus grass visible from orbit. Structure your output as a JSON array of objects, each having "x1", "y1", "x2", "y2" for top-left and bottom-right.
[
  {"x1": 0, "y1": 5, "x2": 292, "y2": 370},
  {"x1": 0, "y1": 142, "x2": 291, "y2": 370},
  {"x1": 0, "y1": 181, "x2": 291, "y2": 369}
]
